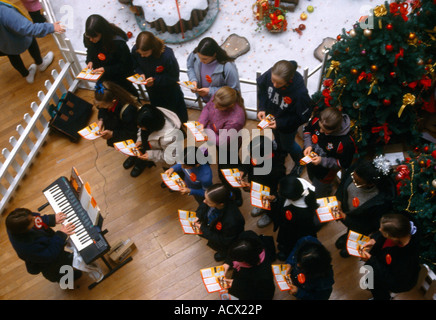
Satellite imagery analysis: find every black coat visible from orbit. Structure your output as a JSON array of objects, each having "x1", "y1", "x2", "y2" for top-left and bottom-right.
[
  {"x1": 7, "y1": 213, "x2": 72, "y2": 282},
  {"x1": 97, "y1": 103, "x2": 138, "y2": 147},
  {"x1": 84, "y1": 36, "x2": 137, "y2": 96},
  {"x1": 226, "y1": 231, "x2": 276, "y2": 300},
  {"x1": 365, "y1": 230, "x2": 421, "y2": 293},
  {"x1": 335, "y1": 164, "x2": 396, "y2": 235},
  {"x1": 196, "y1": 201, "x2": 245, "y2": 253},
  {"x1": 272, "y1": 197, "x2": 318, "y2": 256}
]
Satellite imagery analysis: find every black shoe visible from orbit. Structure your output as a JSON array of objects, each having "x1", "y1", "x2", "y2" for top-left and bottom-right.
[
  {"x1": 123, "y1": 156, "x2": 136, "y2": 169},
  {"x1": 335, "y1": 233, "x2": 347, "y2": 249},
  {"x1": 277, "y1": 251, "x2": 288, "y2": 261},
  {"x1": 339, "y1": 248, "x2": 351, "y2": 258},
  {"x1": 130, "y1": 165, "x2": 145, "y2": 177},
  {"x1": 290, "y1": 164, "x2": 303, "y2": 177},
  {"x1": 73, "y1": 270, "x2": 83, "y2": 281},
  {"x1": 214, "y1": 252, "x2": 226, "y2": 262}
]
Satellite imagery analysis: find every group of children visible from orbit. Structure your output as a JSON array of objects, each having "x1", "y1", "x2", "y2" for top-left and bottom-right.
[{"x1": 4, "y1": 11, "x2": 422, "y2": 301}]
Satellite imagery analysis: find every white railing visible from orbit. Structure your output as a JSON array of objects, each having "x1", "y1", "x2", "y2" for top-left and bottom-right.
[
  {"x1": 39, "y1": 0, "x2": 329, "y2": 120},
  {"x1": 0, "y1": 60, "x2": 80, "y2": 215}
]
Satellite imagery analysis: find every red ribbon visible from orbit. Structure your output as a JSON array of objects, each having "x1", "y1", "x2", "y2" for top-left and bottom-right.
[
  {"x1": 390, "y1": 2, "x2": 409, "y2": 21},
  {"x1": 357, "y1": 72, "x2": 372, "y2": 84},
  {"x1": 408, "y1": 76, "x2": 432, "y2": 90},
  {"x1": 394, "y1": 48, "x2": 404, "y2": 67},
  {"x1": 322, "y1": 88, "x2": 333, "y2": 106},
  {"x1": 371, "y1": 122, "x2": 392, "y2": 144}
]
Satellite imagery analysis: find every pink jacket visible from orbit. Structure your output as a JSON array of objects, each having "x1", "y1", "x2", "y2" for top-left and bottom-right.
[
  {"x1": 20, "y1": 0, "x2": 42, "y2": 12},
  {"x1": 198, "y1": 97, "x2": 246, "y2": 147}
]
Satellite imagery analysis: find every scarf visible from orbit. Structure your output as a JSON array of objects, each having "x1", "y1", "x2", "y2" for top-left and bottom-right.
[{"x1": 232, "y1": 249, "x2": 266, "y2": 271}]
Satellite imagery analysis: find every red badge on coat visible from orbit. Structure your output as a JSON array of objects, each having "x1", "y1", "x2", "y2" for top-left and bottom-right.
[
  {"x1": 190, "y1": 172, "x2": 197, "y2": 182},
  {"x1": 312, "y1": 134, "x2": 319, "y2": 144},
  {"x1": 205, "y1": 75, "x2": 212, "y2": 83},
  {"x1": 283, "y1": 96, "x2": 292, "y2": 104},
  {"x1": 385, "y1": 254, "x2": 392, "y2": 265},
  {"x1": 155, "y1": 65, "x2": 164, "y2": 73},
  {"x1": 215, "y1": 222, "x2": 222, "y2": 231},
  {"x1": 285, "y1": 210, "x2": 293, "y2": 221},
  {"x1": 97, "y1": 53, "x2": 106, "y2": 61},
  {"x1": 297, "y1": 273, "x2": 306, "y2": 284},
  {"x1": 352, "y1": 197, "x2": 360, "y2": 207}
]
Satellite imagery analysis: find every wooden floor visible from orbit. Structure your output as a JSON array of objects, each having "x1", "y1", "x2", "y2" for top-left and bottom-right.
[{"x1": 0, "y1": 5, "x2": 427, "y2": 300}]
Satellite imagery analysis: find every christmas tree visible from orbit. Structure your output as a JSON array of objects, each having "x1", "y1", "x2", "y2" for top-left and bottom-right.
[
  {"x1": 393, "y1": 143, "x2": 436, "y2": 271},
  {"x1": 311, "y1": 1, "x2": 432, "y2": 155}
]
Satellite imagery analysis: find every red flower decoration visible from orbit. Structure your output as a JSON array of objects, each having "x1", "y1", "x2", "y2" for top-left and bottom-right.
[
  {"x1": 385, "y1": 254, "x2": 392, "y2": 265},
  {"x1": 155, "y1": 65, "x2": 164, "y2": 73},
  {"x1": 283, "y1": 96, "x2": 292, "y2": 104},
  {"x1": 97, "y1": 53, "x2": 106, "y2": 61},
  {"x1": 297, "y1": 273, "x2": 306, "y2": 284},
  {"x1": 190, "y1": 172, "x2": 197, "y2": 182},
  {"x1": 285, "y1": 210, "x2": 293, "y2": 221}
]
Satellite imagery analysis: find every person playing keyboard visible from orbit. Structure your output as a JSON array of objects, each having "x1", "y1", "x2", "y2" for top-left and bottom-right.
[{"x1": 5, "y1": 208, "x2": 82, "y2": 283}]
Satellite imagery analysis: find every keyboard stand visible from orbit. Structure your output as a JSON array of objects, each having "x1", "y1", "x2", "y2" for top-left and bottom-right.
[{"x1": 88, "y1": 230, "x2": 133, "y2": 290}]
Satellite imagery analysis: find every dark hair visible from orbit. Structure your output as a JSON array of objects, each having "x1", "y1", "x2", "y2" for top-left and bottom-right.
[
  {"x1": 206, "y1": 184, "x2": 231, "y2": 205},
  {"x1": 278, "y1": 176, "x2": 318, "y2": 211},
  {"x1": 94, "y1": 81, "x2": 140, "y2": 108},
  {"x1": 137, "y1": 104, "x2": 165, "y2": 132},
  {"x1": 271, "y1": 60, "x2": 297, "y2": 82},
  {"x1": 84, "y1": 14, "x2": 128, "y2": 50},
  {"x1": 227, "y1": 234, "x2": 264, "y2": 266},
  {"x1": 6, "y1": 208, "x2": 33, "y2": 234},
  {"x1": 295, "y1": 240, "x2": 332, "y2": 279},
  {"x1": 380, "y1": 213, "x2": 411, "y2": 238},
  {"x1": 194, "y1": 37, "x2": 234, "y2": 64},
  {"x1": 353, "y1": 158, "x2": 392, "y2": 189},
  {"x1": 135, "y1": 31, "x2": 165, "y2": 58}
]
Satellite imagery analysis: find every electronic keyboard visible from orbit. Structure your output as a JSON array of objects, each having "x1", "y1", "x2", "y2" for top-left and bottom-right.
[{"x1": 43, "y1": 176, "x2": 109, "y2": 264}]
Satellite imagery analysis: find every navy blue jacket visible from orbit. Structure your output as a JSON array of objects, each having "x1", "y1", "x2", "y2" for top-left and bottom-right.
[
  {"x1": 7, "y1": 213, "x2": 71, "y2": 282},
  {"x1": 257, "y1": 61, "x2": 313, "y2": 133}
]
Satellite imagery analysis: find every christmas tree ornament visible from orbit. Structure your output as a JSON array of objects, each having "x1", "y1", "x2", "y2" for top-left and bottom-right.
[
  {"x1": 398, "y1": 93, "x2": 416, "y2": 117},
  {"x1": 353, "y1": 101, "x2": 360, "y2": 109},
  {"x1": 361, "y1": 49, "x2": 367, "y2": 55},
  {"x1": 383, "y1": 99, "x2": 391, "y2": 106},
  {"x1": 390, "y1": 71, "x2": 396, "y2": 78},
  {"x1": 408, "y1": 32, "x2": 417, "y2": 40},
  {"x1": 417, "y1": 58, "x2": 424, "y2": 65},
  {"x1": 432, "y1": 179, "x2": 436, "y2": 188},
  {"x1": 350, "y1": 68, "x2": 358, "y2": 75},
  {"x1": 363, "y1": 29, "x2": 372, "y2": 37},
  {"x1": 373, "y1": 155, "x2": 391, "y2": 176},
  {"x1": 385, "y1": 44, "x2": 394, "y2": 52},
  {"x1": 370, "y1": 64, "x2": 378, "y2": 72},
  {"x1": 326, "y1": 60, "x2": 340, "y2": 77},
  {"x1": 386, "y1": 23, "x2": 393, "y2": 31},
  {"x1": 349, "y1": 29, "x2": 357, "y2": 37}
]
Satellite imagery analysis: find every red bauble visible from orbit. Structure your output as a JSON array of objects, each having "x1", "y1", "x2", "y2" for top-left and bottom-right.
[
  {"x1": 385, "y1": 44, "x2": 394, "y2": 52},
  {"x1": 432, "y1": 150, "x2": 436, "y2": 159},
  {"x1": 383, "y1": 99, "x2": 391, "y2": 106},
  {"x1": 390, "y1": 72, "x2": 396, "y2": 78},
  {"x1": 386, "y1": 23, "x2": 393, "y2": 31}
]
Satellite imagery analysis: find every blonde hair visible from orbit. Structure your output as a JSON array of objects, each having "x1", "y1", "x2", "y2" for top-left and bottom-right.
[
  {"x1": 320, "y1": 107, "x2": 343, "y2": 132},
  {"x1": 213, "y1": 86, "x2": 246, "y2": 124}
]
